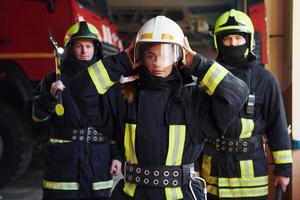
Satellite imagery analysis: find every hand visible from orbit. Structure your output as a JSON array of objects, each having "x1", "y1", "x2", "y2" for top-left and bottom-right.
[
  {"x1": 275, "y1": 175, "x2": 290, "y2": 192},
  {"x1": 50, "y1": 80, "x2": 65, "y2": 98},
  {"x1": 110, "y1": 159, "x2": 122, "y2": 176},
  {"x1": 125, "y1": 40, "x2": 140, "y2": 69},
  {"x1": 181, "y1": 37, "x2": 197, "y2": 70}
]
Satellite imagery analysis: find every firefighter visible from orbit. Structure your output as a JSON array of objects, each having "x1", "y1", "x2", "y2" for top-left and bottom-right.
[
  {"x1": 30, "y1": 21, "x2": 122, "y2": 200},
  {"x1": 69, "y1": 16, "x2": 249, "y2": 200},
  {"x1": 199, "y1": 9, "x2": 293, "y2": 199}
]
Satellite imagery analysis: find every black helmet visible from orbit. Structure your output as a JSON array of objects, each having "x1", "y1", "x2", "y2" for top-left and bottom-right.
[{"x1": 64, "y1": 21, "x2": 103, "y2": 59}]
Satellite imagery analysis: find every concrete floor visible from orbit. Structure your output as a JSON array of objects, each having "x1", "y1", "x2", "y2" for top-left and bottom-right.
[{"x1": 0, "y1": 169, "x2": 43, "y2": 200}]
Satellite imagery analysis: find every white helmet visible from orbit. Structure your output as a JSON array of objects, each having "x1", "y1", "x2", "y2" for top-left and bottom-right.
[{"x1": 134, "y1": 16, "x2": 185, "y2": 64}]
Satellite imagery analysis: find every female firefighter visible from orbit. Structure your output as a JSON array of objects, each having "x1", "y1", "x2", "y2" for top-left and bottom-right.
[
  {"x1": 69, "y1": 16, "x2": 249, "y2": 200},
  {"x1": 199, "y1": 9, "x2": 293, "y2": 199},
  {"x1": 30, "y1": 21, "x2": 121, "y2": 200}
]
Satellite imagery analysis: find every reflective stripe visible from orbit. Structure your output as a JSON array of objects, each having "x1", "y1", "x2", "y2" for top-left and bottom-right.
[
  {"x1": 92, "y1": 179, "x2": 113, "y2": 190},
  {"x1": 43, "y1": 179, "x2": 113, "y2": 191},
  {"x1": 0, "y1": 53, "x2": 54, "y2": 59},
  {"x1": 165, "y1": 125, "x2": 186, "y2": 200},
  {"x1": 219, "y1": 176, "x2": 268, "y2": 187},
  {"x1": 201, "y1": 154, "x2": 218, "y2": 185},
  {"x1": 202, "y1": 154, "x2": 268, "y2": 197},
  {"x1": 207, "y1": 185, "x2": 219, "y2": 196},
  {"x1": 124, "y1": 124, "x2": 138, "y2": 163},
  {"x1": 141, "y1": 33, "x2": 153, "y2": 39},
  {"x1": 239, "y1": 118, "x2": 254, "y2": 138},
  {"x1": 123, "y1": 123, "x2": 138, "y2": 197},
  {"x1": 240, "y1": 160, "x2": 254, "y2": 177},
  {"x1": 219, "y1": 186, "x2": 268, "y2": 198},
  {"x1": 88, "y1": 60, "x2": 115, "y2": 94},
  {"x1": 49, "y1": 138, "x2": 71, "y2": 143},
  {"x1": 161, "y1": 33, "x2": 174, "y2": 40},
  {"x1": 43, "y1": 180, "x2": 79, "y2": 190},
  {"x1": 200, "y1": 62, "x2": 228, "y2": 95},
  {"x1": 272, "y1": 150, "x2": 293, "y2": 164},
  {"x1": 32, "y1": 104, "x2": 49, "y2": 122}
]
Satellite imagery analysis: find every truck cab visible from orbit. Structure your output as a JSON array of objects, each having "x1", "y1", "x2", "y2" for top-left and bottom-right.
[{"x1": 0, "y1": 0, "x2": 122, "y2": 187}]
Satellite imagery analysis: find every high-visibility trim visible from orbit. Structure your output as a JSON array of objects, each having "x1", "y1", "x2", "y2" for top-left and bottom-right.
[
  {"x1": 92, "y1": 179, "x2": 113, "y2": 190},
  {"x1": 49, "y1": 138, "x2": 72, "y2": 143},
  {"x1": 124, "y1": 123, "x2": 138, "y2": 163},
  {"x1": 141, "y1": 33, "x2": 153, "y2": 39},
  {"x1": 240, "y1": 160, "x2": 254, "y2": 177},
  {"x1": 219, "y1": 176, "x2": 268, "y2": 187},
  {"x1": 0, "y1": 53, "x2": 54, "y2": 59},
  {"x1": 43, "y1": 180, "x2": 79, "y2": 190},
  {"x1": 239, "y1": 118, "x2": 254, "y2": 138},
  {"x1": 200, "y1": 62, "x2": 228, "y2": 95},
  {"x1": 161, "y1": 33, "x2": 174, "y2": 40},
  {"x1": 123, "y1": 123, "x2": 138, "y2": 197},
  {"x1": 201, "y1": 154, "x2": 218, "y2": 185},
  {"x1": 219, "y1": 186, "x2": 268, "y2": 198},
  {"x1": 272, "y1": 150, "x2": 293, "y2": 164},
  {"x1": 88, "y1": 60, "x2": 115, "y2": 94},
  {"x1": 207, "y1": 184, "x2": 219, "y2": 196},
  {"x1": 32, "y1": 104, "x2": 49, "y2": 122},
  {"x1": 165, "y1": 125, "x2": 186, "y2": 166},
  {"x1": 165, "y1": 125, "x2": 186, "y2": 200}
]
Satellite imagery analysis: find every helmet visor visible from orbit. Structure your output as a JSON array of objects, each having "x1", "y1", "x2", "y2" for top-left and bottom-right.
[{"x1": 138, "y1": 43, "x2": 182, "y2": 69}]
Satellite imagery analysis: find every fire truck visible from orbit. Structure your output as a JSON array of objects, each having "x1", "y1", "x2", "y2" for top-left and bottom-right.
[{"x1": 0, "y1": 0, "x2": 123, "y2": 187}]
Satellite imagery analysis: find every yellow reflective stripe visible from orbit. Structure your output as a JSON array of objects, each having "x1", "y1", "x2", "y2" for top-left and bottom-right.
[
  {"x1": 272, "y1": 150, "x2": 293, "y2": 164},
  {"x1": 240, "y1": 160, "x2": 254, "y2": 177},
  {"x1": 43, "y1": 180, "x2": 79, "y2": 190},
  {"x1": 165, "y1": 125, "x2": 186, "y2": 166},
  {"x1": 123, "y1": 123, "x2": 138, "y2": 197},
  {"x1": 49, "y1": 138, "x2": 72, "y2": 143},
  {"x1": 239, "y1": 118, "x2": 254, "y2": 138},
  {"x1": 200, "y1": 62, "x2": 228, "y2": 95},
  {"x1": 88, "y1": 60, "x2": 115, "y2": 94},
  {"x1": 92, "y1": 180, "x2": 113, "y2": 190},
  {"x1": 0, "y1": 53, "x2": 54, "y2": 59},
  {"x1": 207, "y1": 184, "x2": 219, "y2": 196},
  {"x1": 124, "y1": 123, "x2": 138, "y2": 163},
  {"x1": 161, "y1": 33, "x2": 174, "y2": 40},
  {"x1": 141, "y1": 33, "x2": 153, "y2": 39},
  {"x1": 219, "y1": 176, "x2": 268, "y2": 187},
  {"x1": 201, "y1": 154, "x2": 218, "y2": 185},
  {"x1": 32, "y1": 104, "x2": 49, "y2": 122},
  {"x1": 165, "y1": 125, "x2": 185, "y2": 200},
  {"x1": 165, "y1": 187, "x2": 183, "y2": 200},
  {"x1": 219, "y1": 186, "x2": 268, "y2": 198}
]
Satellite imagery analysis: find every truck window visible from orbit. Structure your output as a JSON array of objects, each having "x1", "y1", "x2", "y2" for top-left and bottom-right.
[{"x1": 77, "y1": 0, "x2": 109, "y2": 19}]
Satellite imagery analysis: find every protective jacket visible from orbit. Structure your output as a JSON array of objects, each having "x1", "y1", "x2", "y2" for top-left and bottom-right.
[
  {"x1": 69, "y1": 51, "x2": 249, "y2": 200},
  {"x1": 200, "y1": 61, "x2": 293, "y2": 199},
  {"x1": 30, "y1": 54, "x2": 120, "y2": 199}
]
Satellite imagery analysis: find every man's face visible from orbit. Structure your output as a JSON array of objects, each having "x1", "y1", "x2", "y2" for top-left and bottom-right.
[
  {"x1": 222, "y1": 34, "x2": 246, "y2": 46},
  {"x1": 143, "y1": 43, "x2": 175, "y2": 78},
  {"x1": 72, "y1": 39, "x2": 95, "y2": 61}
]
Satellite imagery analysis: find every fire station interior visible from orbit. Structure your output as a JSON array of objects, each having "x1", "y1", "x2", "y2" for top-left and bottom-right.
[{"x1": 0, "y1": 0, "x2": 299, "y2": 199}]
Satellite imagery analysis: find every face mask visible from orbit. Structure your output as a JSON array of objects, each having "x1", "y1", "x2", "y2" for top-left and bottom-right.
[{"x1": 218, "y1": 44, "x2": 248, "y2": 66}]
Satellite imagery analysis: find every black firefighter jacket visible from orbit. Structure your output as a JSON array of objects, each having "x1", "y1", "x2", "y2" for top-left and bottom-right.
[
  {"x1": 69, "y1": 51, "x2": 249, "y2": 200},
  {"x1": 30, "y1": 62, "x2": 121, "y2": 199},
  {"x1": 200, "y1": 61, "x2": 293, "y2": 199}
]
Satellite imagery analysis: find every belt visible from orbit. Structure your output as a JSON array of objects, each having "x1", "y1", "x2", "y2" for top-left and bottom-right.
[
  {"x1": 124, "y1": 162, "x2": 194, "y2": 188},
  {"x1": 206, "y1": 135, "x2": 262, "y2": 153},
  {"x1": 50, "y1": 127, "x2": 108, "y2": 143}
]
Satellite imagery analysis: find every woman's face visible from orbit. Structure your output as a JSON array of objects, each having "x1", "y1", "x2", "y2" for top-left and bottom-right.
[
  {"x1": 143, "y1": 43, "x2": 175, "y2": 78},
  {"x1": 72, "y1": 39, "x2": 95, "y2": 61}
]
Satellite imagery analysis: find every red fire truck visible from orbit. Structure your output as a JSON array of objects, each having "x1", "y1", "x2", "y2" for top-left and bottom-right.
[{"x1": 0, "y1": 0, "x2": 123, "y2": 187}]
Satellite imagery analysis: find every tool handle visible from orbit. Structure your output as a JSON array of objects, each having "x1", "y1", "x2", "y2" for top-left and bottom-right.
[{"x1": 275, "y1": 184, "x2": 282, "y2": 200}]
